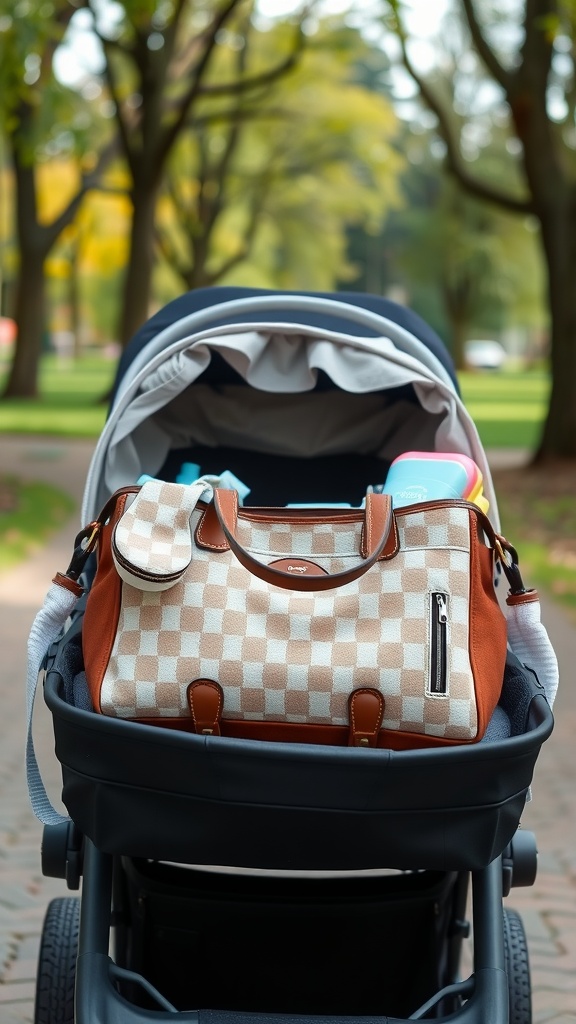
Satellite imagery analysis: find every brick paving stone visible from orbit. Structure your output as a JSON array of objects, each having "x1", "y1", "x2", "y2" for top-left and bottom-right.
[
  {"x1": 532, "y1": 1010, "x2": 573, "y2": 1023},
  {"x1": 533, "y1": 990, "x2": 576, "y2": 1016},
  {"x1": 511, "y1": 903, "x2": 557, "y2": 941},
  {"x1": 0, "y1": 1009, "x2": 34, "y2": 1024},
  {"x1": 0, "y1": 980, "x2": 37, "y2": 1004},
  {"x1": 0, "y1": 887, "x2": 43, "y2": 912},
  {"x1": 4, "y1": 959, "x2": 39, "y2": 984}
]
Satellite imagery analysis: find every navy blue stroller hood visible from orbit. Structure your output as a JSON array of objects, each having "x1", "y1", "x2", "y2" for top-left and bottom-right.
[{"x1": 113, "y1": 287, "x2": 459, "y2": 398}]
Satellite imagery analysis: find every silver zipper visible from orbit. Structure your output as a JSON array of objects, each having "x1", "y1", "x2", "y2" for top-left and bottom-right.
[{"x1": 430, "y1": 592, "x2": 448, "y2": 694}]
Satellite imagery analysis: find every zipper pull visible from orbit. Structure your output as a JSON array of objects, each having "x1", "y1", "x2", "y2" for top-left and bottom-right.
[{"x1": 436, "y1": 593, "x2": 448, "y2": 622}]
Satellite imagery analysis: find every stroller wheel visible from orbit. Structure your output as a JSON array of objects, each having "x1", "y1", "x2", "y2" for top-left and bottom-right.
[
  {"x1": 503, "y1": 907, "x2": 532, "y2": 1024},
  {"x1": 34, "y1": 897, "x2": 80, "y2": 1024}
]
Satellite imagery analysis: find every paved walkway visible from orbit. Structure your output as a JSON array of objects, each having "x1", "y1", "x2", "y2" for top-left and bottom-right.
[{"x1": 0, "y1": 437, "x2": 574, "y2": 1023}]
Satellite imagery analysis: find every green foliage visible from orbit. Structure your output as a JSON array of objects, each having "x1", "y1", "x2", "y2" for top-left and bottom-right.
[
  {"x1": 0, "y1": 1, "x2": 87, "y2": 159},
  {"x1": 157, "y1": 20, "x2": 404, "y2": 292},
  {"x1": 399, "y1": 176, "x2": 543, "y2": 339}
]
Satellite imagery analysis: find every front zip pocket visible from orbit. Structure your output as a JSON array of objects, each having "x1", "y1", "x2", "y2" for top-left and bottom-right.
[{"x1": 429, "y1": 592, "x2": 448, "y2": 694}]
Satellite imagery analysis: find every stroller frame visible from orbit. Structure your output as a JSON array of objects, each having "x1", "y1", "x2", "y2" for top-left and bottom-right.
[
  {"x1": 31, "y1": 288, "x2": 555, "y2": 1024},
  {"x1": 40, "y1": 824, "x2": 539, "y2": 1024}
]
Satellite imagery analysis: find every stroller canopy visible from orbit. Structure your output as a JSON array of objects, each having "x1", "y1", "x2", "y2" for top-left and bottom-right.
[{"x1": 82, "y1": 289, "x2": 497, "y2": 525}]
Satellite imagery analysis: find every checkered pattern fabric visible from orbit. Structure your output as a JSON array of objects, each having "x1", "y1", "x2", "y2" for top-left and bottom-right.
[
  {"x1": 100, "y1": 502, "x2": 482, "y2": 740},
  {"x1": 113, "y1": 480, "x2": 205, "y2": 582}
]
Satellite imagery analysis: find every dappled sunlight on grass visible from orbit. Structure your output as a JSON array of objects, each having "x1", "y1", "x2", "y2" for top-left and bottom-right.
[
  {"x1": 459, "y1": 370, "x2": 549, "y2": 449},
  {"x1": 0, "y1": 355, "x2": 116, "y2": 437}
]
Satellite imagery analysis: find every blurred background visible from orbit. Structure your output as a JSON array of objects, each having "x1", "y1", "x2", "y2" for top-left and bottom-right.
[
  {"x1": 0, "y1": 0, "x2": 575, "y2": 608},
  {"x1": 0, "y1": 1, "x2": 556, "y2": 380},
  {"x1": 0, "y1": 10, "x2": 574, "y2": 1022}
]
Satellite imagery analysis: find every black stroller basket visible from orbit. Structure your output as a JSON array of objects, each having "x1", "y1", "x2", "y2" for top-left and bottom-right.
[
  {"x1": 39, "y1": 636, "x2": 552, "y2": 1024},
  {"x1": 32, "y1": 288, "x2": 555, "y2": 1024}
]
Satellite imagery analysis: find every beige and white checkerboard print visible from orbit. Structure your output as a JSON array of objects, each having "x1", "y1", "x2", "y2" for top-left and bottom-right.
[
  {"x1": 100, "y1": 503, "x2": 485, "y2": 740},
  {"x1": 113, "y1": 480, "x2": 206, "y2": 589}
]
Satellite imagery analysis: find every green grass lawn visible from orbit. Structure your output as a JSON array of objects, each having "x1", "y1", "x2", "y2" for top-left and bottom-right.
[
  {"x1": 0, "y1": 355, "x2": 115, "y2": 437},
  {"x1": 458, "y1": 369, "x2": 549, "y2": 449}
]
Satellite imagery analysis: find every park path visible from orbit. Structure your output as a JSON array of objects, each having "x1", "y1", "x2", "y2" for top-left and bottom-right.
[{"x1": 0, "y1": 436, "x2": 574, "y2": 1023}]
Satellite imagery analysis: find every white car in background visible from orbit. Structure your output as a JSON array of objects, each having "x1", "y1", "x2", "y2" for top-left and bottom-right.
[{"x1": 464, "y1": 339, "x2": 507, "y2": 370}]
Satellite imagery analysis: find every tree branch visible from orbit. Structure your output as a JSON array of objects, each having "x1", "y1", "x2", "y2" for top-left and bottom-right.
[
  {"x1": 83, "y1": 1, "x2": 135, "y2": 170},
  {"x1": 198, "y1": 174, "x2": 268, "y2": 287},
  {"x1": 196, "y1": 36, "x2": 305, "y2": 98},
  {"x1": 162, "y1": 0, "x2": 188, "y2": 57},
  {"x1": 190, "y1": 105, "x2": 290, "y2": 130},
  {"x1": 157, "y1": 0, "x2": 243, "y2": 165},
  {"x1": 510, "y1": 0, "x2": 557, "y2": 119},
  {"x1": 392, "y1": 13, "x2": 534, "y2": 215},
  {"x1": 42, "y1": 134, "x2": 121, "y2": 248},
  {"x1": 460, "y1": 0, "x2": 513, "y2": 91},
  {"x1": 155, "y1": 221, "x2": 191, "y2": 282}
]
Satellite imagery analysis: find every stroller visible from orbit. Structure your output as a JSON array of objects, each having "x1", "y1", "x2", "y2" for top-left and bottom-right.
[{"x1": 27, "y1": 288, "x2": 556, "y2": 1024}]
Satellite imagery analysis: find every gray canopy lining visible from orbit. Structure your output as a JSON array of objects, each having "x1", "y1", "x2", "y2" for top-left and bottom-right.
[
  {"x1": 151, "y1": 386, "x2": 438, "y2": 459},
  {"x1": 82, "y1": 323, "x2": 497, "y2": 527}
]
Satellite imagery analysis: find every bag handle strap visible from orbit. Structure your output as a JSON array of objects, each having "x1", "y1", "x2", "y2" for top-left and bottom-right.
[{"x1": 212, "y1": 489, "x2": 395, "y2": 591}]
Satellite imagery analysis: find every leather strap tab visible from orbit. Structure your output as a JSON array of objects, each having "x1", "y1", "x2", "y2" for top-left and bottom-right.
[
  {"x1": 187, "y1": 679, "x2": 224, "y2": 736},
  {"x1": 52, "y1": 572, "x2": 84, "y2": 598},
  {"x1": 348, "y1": 688, "x2": 385, "y2": 747},
  {"x1": 195, "y1": 501, "x2": 229, "y2": 552}
]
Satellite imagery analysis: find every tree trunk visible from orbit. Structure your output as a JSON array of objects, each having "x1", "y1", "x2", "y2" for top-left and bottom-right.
[
  {"x1": 533, "y1": 195, "x2": 576, "y2": 461},
  {"x1": 3, "y1": 131, "x2": 84, "y2": 397},
  {"x1": 442, "y1": 278, "x2": 472, "y2": 372},
  {"x1": 118, "y1": 182, "x2": 160, "y2": 347},
  {"x1": 69, "y1": 237, "x2": 82, "y2": 360},
  {"x1": 445, "y1": 307, "x2": 469, "y2": 372},
  {"x1": 1, "y1": 246, "x2": 47, "y2": 400}
]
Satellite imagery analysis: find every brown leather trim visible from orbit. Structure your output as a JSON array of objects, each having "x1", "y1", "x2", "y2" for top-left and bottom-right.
[
  {"x1": 83, "y1": 494, "x2": 130, "y2": 712},
  {"x1": 195, "y1": 500, "x2": 230, "y2": 552},
  {"x1": 215, "y1": 487, "x2": 239, "y2": 537},
  {"x1": 467, "y1": 509, "x2": 507, "y2": 739},
  {"x1": 53, "y1": 572, "x2": 84, "y2": 598},
  {"x1": 96, "y1": 485, "x2": 141, "y2": 526},
  {"x1": 129, "y1": 716, "x2": 481, "y2": 748},
  {"x1": 348, "y1": 688, "x2": 385, "y2": 747},
  {"x1": 187, "y1": 679, "x2": 224, "y2": 735},
  {"x1": 376, "y1": 512, "x2": 399, "y2": 561},
  {"x1": 506, "y1": 589, "x2": 539, "y2": 606},
  {"x1": 235, "y1": 508, "x2": 366, "y2": 524}
]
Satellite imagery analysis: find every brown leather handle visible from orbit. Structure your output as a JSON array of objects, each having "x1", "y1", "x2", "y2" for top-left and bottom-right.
[{"x1": 212, "y1": 489, "x2": 395, "y2": 591}]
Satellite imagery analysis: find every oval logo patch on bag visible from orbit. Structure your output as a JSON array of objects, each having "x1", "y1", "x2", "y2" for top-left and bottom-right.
[{"x1": 268, "y1": 558, "x2": 328, "y2": 576}]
